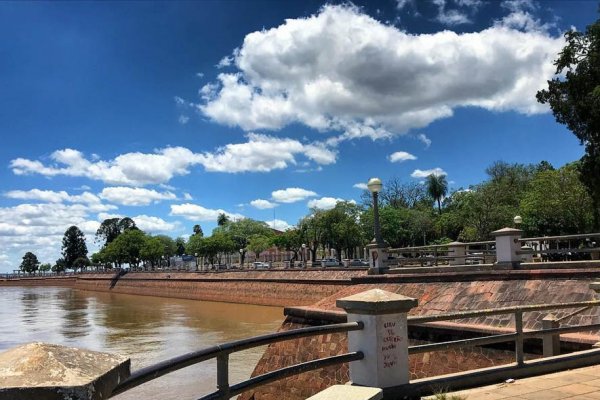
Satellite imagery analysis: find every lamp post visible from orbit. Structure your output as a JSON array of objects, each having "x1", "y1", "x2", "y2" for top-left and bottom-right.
[
  {"x1": 194, "y1": 253, "x2": 198, "y2": 271},
  {"x1": 239, "y1": 249, "x2": 244, "y2": 269},
  {"x1": 514, "y1": 215, "x2": 522, "y2": 229},
  {"x1": 368, "y1": 177, "x2": 384, "y2": 245},
  {"x1": 367, "y1": 177, "x2": 388, "y2": 275}
]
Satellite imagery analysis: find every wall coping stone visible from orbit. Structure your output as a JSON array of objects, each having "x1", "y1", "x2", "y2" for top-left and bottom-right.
[
  {"x1": 0, "y1": 342, "x2": 130, "y2": 400},
  {"x1": 336, "y1": 288, "x2": 418, "y2": 315},
  {"x1": 307, "y1": 385, "x2": 383, "y2": 400}
]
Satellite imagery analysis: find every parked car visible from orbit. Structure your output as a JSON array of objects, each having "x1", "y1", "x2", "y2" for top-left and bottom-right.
[
  {"x1": 348, "y1": 259, "x2": 369, "y2": 267},
  {"x1": 253, "y1": 262, "x2": 270, "y2": 269},
  {"x1": 321, "y1": 258, "x2": 340, "y2": 267}
]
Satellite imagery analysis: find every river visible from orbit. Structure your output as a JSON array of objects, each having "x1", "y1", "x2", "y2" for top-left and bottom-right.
[{"x1": 0, "y1": 286, "x2": 284, "y2": 399}]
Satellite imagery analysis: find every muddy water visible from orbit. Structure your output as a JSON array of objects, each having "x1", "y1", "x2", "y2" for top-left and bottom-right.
[{"x1": 0, "y1": 286, "x2": 284, "y2": 399}]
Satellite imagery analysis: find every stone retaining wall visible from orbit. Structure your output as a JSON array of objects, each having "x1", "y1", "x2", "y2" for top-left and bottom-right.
[
  {"x1": 73, "y1": 270, "x2": 366, "y2": 307},
  {"x1": 240, "y1": 275, "x2": 600, "y2": 400}
]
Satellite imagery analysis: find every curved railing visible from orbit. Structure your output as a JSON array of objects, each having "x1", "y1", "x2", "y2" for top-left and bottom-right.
[{"x1": 109, "y1": 321, "x2": 364, "y2": 400}]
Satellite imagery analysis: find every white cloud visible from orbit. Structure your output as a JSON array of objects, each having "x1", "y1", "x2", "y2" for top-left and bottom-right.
[
  {"x1": 433, "y1": 0, "x2": 471, "y2": 26},
  {"x1": 11, "y1": 136, "x2": 337, "y2": 183},
  {"x1": 95, "y1": 212, "x2": 179, "y2": 233},
  {"x1": 389, "y1": 151, "x2": 417, "y2": 163},
  {"x1": 170, "y1": 203, "x2": 244, "y2": 222},
  {"x1": 0, "y1": 202, "x2": 108, "y2": 269},
  {"x1": 132, "y1": 215, "x2": 180, "y2": 233},
  {"x1": 5, "y1": 189, "x2": 99, "y2": 204},
  {"x1": 99, "y1": 187, "x2": 177, "y2": 206},
  {"x1": 183, "y1": 192, "x2": 193, "y2": 200},
  {"x1": 11, "y1": 147, "x2": 203, "y2": 186},
  {"x1": 411, "y1": 168, "x2": 447, "y2": 178},
  {"x1": 196, "y1": 133, "x2": 336, "y2": 173},
  {"x1": 307, "y1": 197, "x2": 356, "y2": 210},
  {"x1": 250, "y1": 199, "x2": 278, "y2": 209},
  {"x1": 396, "y1": 0, "x2": 414, "y2": 10},
  {"x1": 353, "y1": 183, "x2": 368, "y2": 190},
  {"x1": 266, "y1": 219, "x2": 293, "y2": 231},
  {"x1": 417, "y1": 133, "x2": 432, "y2": 148},
  {"x1": 217, "y1": 56, "x2": 234, "y2": 68},
  {"x1": 178, "y1": 115, "x2": 190, "y2": 125},
  {"x1": 271, "y1": 188, "x2": 317, "y2": 203},
  {"x1": 199, "y1": 5, "x2": 563, "y2": 142}
]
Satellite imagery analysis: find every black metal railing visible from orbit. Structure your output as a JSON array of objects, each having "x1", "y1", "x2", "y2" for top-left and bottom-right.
[
  {"x1": 109, "y1": 321, "x2": 363, "y2": 400},
  {"x1": 407, "y1": 299, "x2": 600, "y2": 365}
]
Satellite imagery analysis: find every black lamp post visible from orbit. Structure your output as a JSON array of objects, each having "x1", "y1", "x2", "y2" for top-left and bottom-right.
[{"x1": 367, "y1": 177, "x2": 384, "y2": 245}]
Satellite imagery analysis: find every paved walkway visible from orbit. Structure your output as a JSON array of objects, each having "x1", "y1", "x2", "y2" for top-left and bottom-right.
[{"x1": 422, "y1": 364, "x2": 600, "y2": 399}]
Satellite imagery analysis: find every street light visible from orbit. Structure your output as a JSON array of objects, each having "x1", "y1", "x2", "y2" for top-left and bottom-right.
[
  {"x1": 239, "y1": 249, "x2": 244, "y2": 269},
  {"x1": 514, "y1": 215, "x2": 523, "y2": 229},
  {"x1": 194, "y1": 253, "x2": 198, "y2": 270},
  {"x1": 367, "y1": 177, "x2": 384, "y2": 245}
]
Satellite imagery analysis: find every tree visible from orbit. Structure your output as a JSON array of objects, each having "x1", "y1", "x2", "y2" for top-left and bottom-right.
[
  {"x1": 520, "y1": 163, "x2": 594, "y2": 235},
  {"x1": 192, "y1": 224, "x2": 204, "y2": 237},
  {"x1": 39, "y1": 263, "x2": 51, "y2": 273},
  {"x1": 215, "y1": 218, "x2": 272, "y2": 266},
  {"x1": 62, "y1": 226, "x2": 88, "y2": 270},
  {"x1": 95, "y1": 217, "x2": 138, "y2": 247},
  {"x1": 53, "y1": 258, "x2": 67, "y2": 273},
  {"x1": 108, "y1": 229, "x2": 147, "y2": 268},
  {"x1": 217, "y1": 213, "x2": 230, "y2": 226},
  {"x1": 536, "y1": 16, "x2": 600, "y2": 227},
  {"x1": 273, "y1": 228, "x2": 303, "y2": 263},
  {"x1": 175, "y1": 237, "x2": 186, "y2": 256},
  {"x1": 426, "y1": 174, "x2": 448, "y2": 214},
  {"x1": 247, "y1": 235, "x2": 273, "y2": 261},
  {"x1": 140, "y1": 236, "x2": 165, "y2": 268},
  {"x1": 20, "y1": 252, "x2": 39, "y2": 274}
]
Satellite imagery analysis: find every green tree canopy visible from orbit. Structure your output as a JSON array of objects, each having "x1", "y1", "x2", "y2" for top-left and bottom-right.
[
  {"x1": 20, "y1": 252, "x2": 39, "y2": 274},
  {"x1": 520, "y1": 163, "x2": 594, "y2": 235},
  {"x1": 61, "y1": 226, "x2": 88, "y2": 270},
  {"x1": 95, "y1": 217, "x2": 138, "y2": 247},
  {"x1": 426, "y1": 174, "x2": 448, "y2": 214},
  {"x1": 537, "y1": 16, "x2": 600, "y2": 227}
]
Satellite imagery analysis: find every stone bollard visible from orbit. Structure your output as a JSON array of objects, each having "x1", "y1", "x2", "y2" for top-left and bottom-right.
[
  {"x1": 447, "y1": 242, "x2": 466, "y2": 266},
  {"x1": 0, "y1": 342, "x2": 130, "y2": 400},
  {"x1": 542, "y1": 315, "x2": 560, "y2": 357},
  {"x1": 367, "y1": 243, "x2": 389, "y2": 275},
  {"x1": 337, "y1": 289, "x2": 418, "y2": 388},
  {"x1": 492, "y1": 227, "x2": 523, "y2": 269}
]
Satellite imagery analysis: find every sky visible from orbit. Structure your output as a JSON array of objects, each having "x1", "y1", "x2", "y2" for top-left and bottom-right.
[{"x1": 0, "y1": 0, "x2": 598, "y2": 272}]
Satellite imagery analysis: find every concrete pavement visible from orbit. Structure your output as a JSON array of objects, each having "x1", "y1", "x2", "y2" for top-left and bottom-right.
[{"x1": 422, "y1": 364, "x2": 600, "y2": 399}]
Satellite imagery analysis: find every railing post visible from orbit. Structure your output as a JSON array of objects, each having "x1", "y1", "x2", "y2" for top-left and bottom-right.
[
  {"x1": 336, "y1": 289, "x2": 418, "y2": 388},
  {"x1": 217, "y1": 353, "x2": 230, "y2": 399},
  {"x1": 515, "y1": 310, "x2": 524, "y2": 365},
  {"x1": 542, "y1": 315, "x2": 560, "y2": 357},
  {"x1": 447, "y1": 242, "x2": 466, "y2": 266},
  {"x1": 492, "y1": 227, "x2": 523, "y2": 268}
]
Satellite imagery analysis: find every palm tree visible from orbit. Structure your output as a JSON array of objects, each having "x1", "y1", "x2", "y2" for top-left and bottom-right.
[{"x1": 426, "y1": 174, "x2": 448, "y2": 214}]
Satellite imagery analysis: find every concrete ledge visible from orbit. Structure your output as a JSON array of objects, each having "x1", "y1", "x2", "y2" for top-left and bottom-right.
[
  {"x1": 0, "y1": 342, "x2": 130, "y2": 400},
  {"x1": 307, "y1": 385, "x2": 382, "y2": 400}
]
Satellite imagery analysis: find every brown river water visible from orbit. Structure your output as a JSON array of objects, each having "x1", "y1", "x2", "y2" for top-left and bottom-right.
[{"x1": 0, "y1": 286, "x2": 284, "y2": 399}]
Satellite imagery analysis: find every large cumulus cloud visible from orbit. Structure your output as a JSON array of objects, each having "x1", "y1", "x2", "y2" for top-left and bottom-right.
[{"x1": 200, "y1": 4, "x2": 563, "y2": 142}]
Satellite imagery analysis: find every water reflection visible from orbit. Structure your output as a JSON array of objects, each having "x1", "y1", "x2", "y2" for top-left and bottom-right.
[
  {"x1": 57, "y1": 290, "x2": 91, "y2": 339},
  {"x1": 0, "y1": 287, "x2": 284, "y2": 400}
]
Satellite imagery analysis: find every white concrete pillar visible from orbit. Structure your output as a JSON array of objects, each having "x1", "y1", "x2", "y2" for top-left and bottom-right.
[
  {"x1": 447, "y1": 242, "x2": 466, "y2": 266},
  {"x1": 336, "y1": 289, "x2": 418, "y2": 388},
  {"x1": 492, "y1": 227, "x2": 523, "y2": 268},
  {"x1": 367, "y1": 243, "x2": 389, "y2": 275}
]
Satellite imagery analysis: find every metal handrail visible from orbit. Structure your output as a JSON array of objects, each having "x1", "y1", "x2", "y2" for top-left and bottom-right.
[
  {"x1": 408, "y1": 299, "x2": 600, "y2": 368},
  {"x1": 110, "y1": 321, "x2": 363, "y2": 399},
  {"x1": 408, "y1": 300, "x2": 600, "y2": 324},
  {"x1": 520, "y1": 233, "x2": 600, "y2": 242}
]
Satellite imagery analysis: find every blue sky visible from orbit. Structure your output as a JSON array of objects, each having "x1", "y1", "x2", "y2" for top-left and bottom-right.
[{"x1": 0, "y1": 0, "x2": 597, "y2": 271}]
